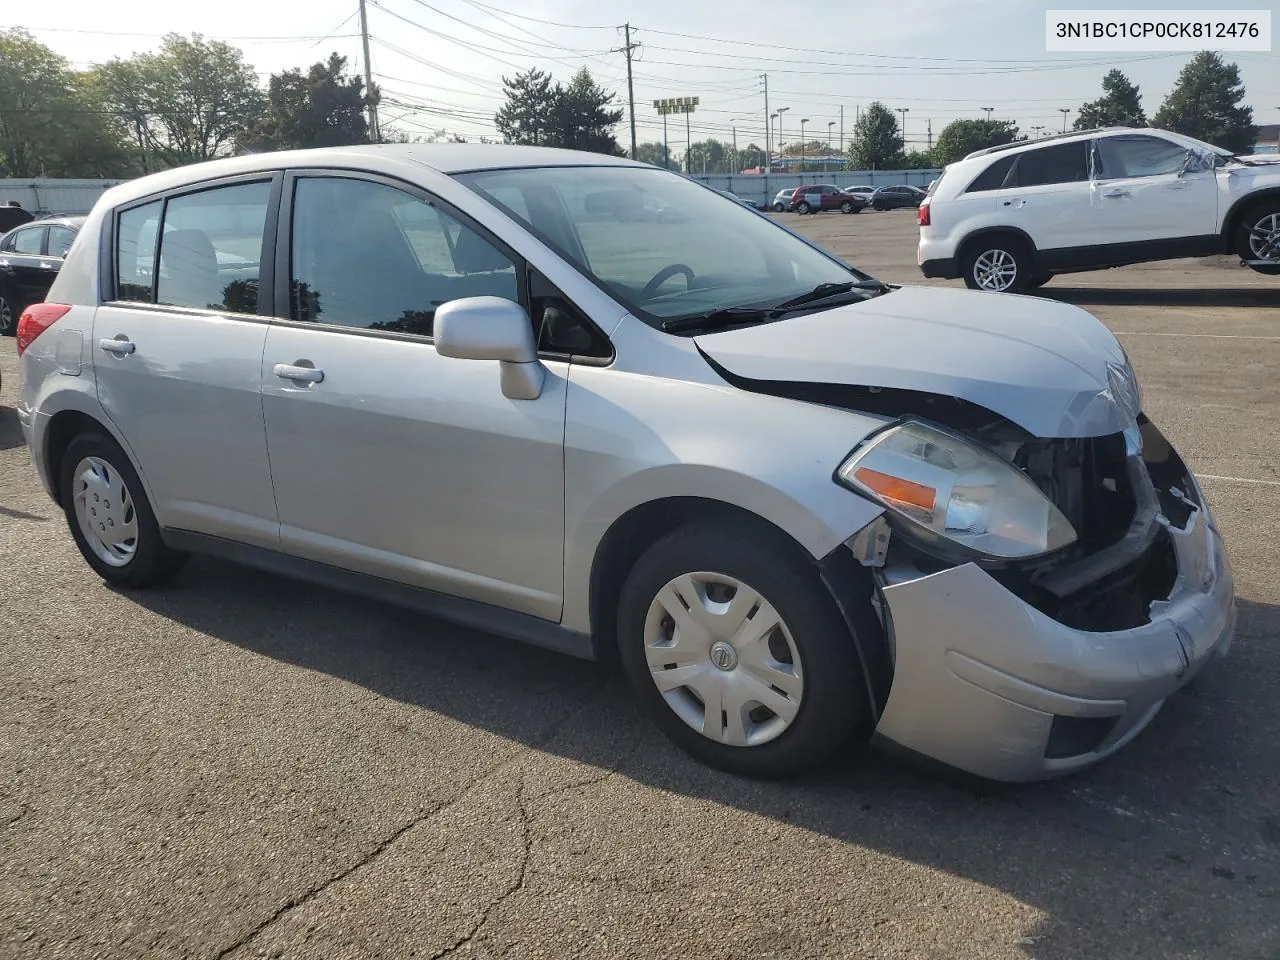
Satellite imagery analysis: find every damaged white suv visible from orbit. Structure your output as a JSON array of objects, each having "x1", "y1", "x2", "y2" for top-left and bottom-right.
[
  {"x1": 18, "y1": 145, "x2": 1234, "y2": 781},
  {"x1": 918, "y1": 126, "x2": 1280, "y2": 291}
]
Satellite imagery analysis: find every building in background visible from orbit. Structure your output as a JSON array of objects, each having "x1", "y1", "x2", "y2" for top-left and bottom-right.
[{"x1": 1254, "y1": 125, "x2": 1279, "y2": 155}]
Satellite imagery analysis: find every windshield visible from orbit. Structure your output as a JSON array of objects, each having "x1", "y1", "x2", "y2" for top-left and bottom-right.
[{"x1": 458, "y1": 165, "x2": 868, "y2": 327}]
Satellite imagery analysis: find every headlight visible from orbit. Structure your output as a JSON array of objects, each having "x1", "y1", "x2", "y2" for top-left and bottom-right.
[{"x1": 836, "y1": 420, "x2": 1077, "y2": 559}]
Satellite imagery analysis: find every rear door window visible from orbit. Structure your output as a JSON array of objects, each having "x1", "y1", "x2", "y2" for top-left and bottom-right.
[
  {"x1": 48, "y1": 226, "x2": 77, "y2": 258},
  {"x1": 116, "y1": 201, "x2": 163, "y2": 302},
  {"x1": 1013, "y1": 142, "x2": 1090, "y2": 187},
  {"x1": 156, "y1": 181, "x2": 271, "y2": 314}
]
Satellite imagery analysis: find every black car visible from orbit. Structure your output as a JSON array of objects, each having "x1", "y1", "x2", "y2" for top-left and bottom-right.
[
  {"x1": 869, "y1": 185, "x2": 927, "y2": 211},
  {"x1": 0, "y1": 216, "x2": 83, "y2": 336}
]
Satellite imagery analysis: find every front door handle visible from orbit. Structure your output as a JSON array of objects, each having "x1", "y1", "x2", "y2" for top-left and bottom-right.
[
  {"x1": 98, "y1": 337, "x2": 136, "y2": 355},
  {"x1": 1103, "y1": 190, "x2": 1130, "y2": 199},
  {"x1": 273, "y1": 362, "x2": 325, "y2": 384}
]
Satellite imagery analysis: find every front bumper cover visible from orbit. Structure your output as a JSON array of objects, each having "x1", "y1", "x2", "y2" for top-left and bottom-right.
[{"x1": 871, "y1": 495, "x2": 1234, "y2": 782}]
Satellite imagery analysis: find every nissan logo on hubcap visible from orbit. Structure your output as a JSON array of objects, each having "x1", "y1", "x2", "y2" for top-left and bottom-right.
[{"x1": 709, "y1": 641, "x2": 738, "y2": 671}]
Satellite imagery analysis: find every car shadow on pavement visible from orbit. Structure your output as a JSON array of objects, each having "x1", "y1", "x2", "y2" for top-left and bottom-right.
[
  {"x1": 122, "y1": 555, "x2": 1280, "y2": 958},
  {"x1": 1041, "y1": 286, "x2": 1279, "y2": 309}
]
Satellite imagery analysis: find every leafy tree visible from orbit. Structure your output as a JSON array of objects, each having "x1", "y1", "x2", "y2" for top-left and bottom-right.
[
  {"x1": 0, "y1": 29, "x2": 132, "y2": 177},
  {"x1": 555, "y1": 68, "x2": 623, "y2": 155},
  {"x1": 687, "y1": 139, "x2": 734, "y2": 173},
  {"x1": 1152, "y1": 51, "x2": 1254, "y2": 154},
  {"x1": 1075, "y1": 69, "x2": 1147, "y2": 130},
  {"x1": 98, "y1": 33, "x2": 264, "y2": 167},
  {"x1": 495, "y1": 67, "x2": 621, "y2": 155},
  {"x1": 848, "y1": 102, "x2": 903, "y2": 170},
  {"x1": 636, "y1": 141, "x2": 677, "y2": 168},
  {"x1": 243, "y1": 54, "x2": 374, "y2": 151},
  {"x1": 737, "y1": 143, "x2": 765, "y2": 171},
  {"x1": 931, "y1": 119, "x2": 1021, "y2": 166},
  {"x1": 902, "y1": 149, "x2": 936, "y2": 169}
]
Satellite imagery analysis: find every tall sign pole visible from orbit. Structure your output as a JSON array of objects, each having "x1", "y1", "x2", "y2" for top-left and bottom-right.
[{"x1": 654, "y1": 98, "x2": 698, "y2": 172}]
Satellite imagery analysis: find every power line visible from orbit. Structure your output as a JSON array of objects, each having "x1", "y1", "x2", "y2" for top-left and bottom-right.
[{"x1": 448, "y1": 0, "x2": 615, "y2": 30}]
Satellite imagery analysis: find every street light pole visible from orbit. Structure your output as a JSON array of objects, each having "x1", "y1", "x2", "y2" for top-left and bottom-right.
[
  {"x1": 800, "y1": 118, "x2": 808, "y2": 170},
  {"x1": 1059, "y1": 108, "x2": 1071, "y2": 133},
  {"x1": 982, "y1": 106, "x2": 993, "y2": 120},
  {"x1": 776, "y1": 106, "x2": 789, "y2": 171},
  {"x1": 896, "y1": 107, "x2": 910, "y2": 156}
]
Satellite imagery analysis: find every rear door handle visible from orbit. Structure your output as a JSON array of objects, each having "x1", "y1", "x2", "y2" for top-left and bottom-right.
[
  {"x1": 98, "y1": 337, "x2": 135, "y2": 355},
  {"x1": 273, "y1": 362, "x2": 324, "y2": 383},
  {"x1": 1103, "y1": 190, "x2": 1130, "y2": 199}
]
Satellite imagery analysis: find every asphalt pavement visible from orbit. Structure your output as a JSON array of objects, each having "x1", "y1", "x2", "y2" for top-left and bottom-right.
[{"x1": 1, "y1": 210, "x2": 1276, "y2": 959}]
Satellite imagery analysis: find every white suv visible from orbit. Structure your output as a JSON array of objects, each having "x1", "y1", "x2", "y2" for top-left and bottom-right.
[{"x1": 917, "y1": 127, "x2": 1280, "y2": 292}]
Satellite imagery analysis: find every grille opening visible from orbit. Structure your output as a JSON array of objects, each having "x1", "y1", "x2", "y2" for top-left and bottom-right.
[{"x1": 1045, "y1": 714, "x2": 1121, "y2": 759}]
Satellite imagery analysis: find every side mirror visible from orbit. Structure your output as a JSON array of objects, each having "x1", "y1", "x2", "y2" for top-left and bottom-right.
[{"x1": 434, "y1": 296, "x2": 545, "y2": 400}]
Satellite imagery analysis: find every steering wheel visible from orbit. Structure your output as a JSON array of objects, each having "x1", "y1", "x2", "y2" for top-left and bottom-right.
[{"x1": 640, "y1": 263, "x2": 695, "y2": 300}]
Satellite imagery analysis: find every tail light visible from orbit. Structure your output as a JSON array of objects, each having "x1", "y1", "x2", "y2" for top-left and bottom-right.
[
  {"x1": 917, "y1": 201, "x2": 931, "y2": 227},
  {"x1": 16, "y1": 303, "x2": 72, "y2": 356}
]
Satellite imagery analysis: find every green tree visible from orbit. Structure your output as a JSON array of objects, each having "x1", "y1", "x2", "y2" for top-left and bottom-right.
[
  {"x1": 848, "y1": 102, "x2": 903, "y2": 170},
  {"x1": 636, "y1": 141, "x2": 677, "y2": 168},
  {"x1": 687, "y1": 139, "x2": 733, "y2": 173},
  {"x1": 902, "y1": 149, "x2": 936, "y2": 169},
  {"x1": 243, "y1": 53, "x2": 374, "y2": 151},
  {"x1": 495, "y1": 68, "x2": 559, "y2": 146},
  {"x1": 553, "y1": 68, "x2": 623, "y2": 155},
  {"x1": 1075, "y1": 69, "x2": 1147, "y2": 130},
  {"x1": 1152, "y1": 51, "x2": 1254, "y2": 153},
  {"x1": 0, "y1": 29, "x2": 132, "y2": 177},
  {"x1": 931, "y1": 119, "x2": 1021, "y2": 166},
  {"x1": 98, "y1": 33, "x2": 264, "y2": 167},
  {"x1": 737, "y1": 143, "x2": 765, "y2": 171}
]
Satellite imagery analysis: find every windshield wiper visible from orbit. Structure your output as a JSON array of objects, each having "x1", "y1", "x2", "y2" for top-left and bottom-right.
[
  {"x1": 660, "y1": 306, "x2": 773, "y2": 334},
  {"x1": 770, "y1": 279, "x2": 890, "y2": 314}
]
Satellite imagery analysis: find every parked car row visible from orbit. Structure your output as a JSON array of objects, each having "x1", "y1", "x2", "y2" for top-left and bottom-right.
[
  {"x1": 769, "y1": 184, "x2": 926, "y2": 214},
  {"x1": 0, "y1": 215, "x2": 83, "y2": 336}
]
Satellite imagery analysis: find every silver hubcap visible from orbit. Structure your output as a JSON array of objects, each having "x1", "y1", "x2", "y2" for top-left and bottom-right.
[
  {"x1": 973, "y1": 249, "x2": 1018, "y2": 291},
  {"x1": 1248, "y1": 212, "x2": 1280, "y2": 261},
  {"x1": 643, "y1": 572, "x2": 804, "y2": 747},
  {"x1": 0, "y1": 297, "x2": 11, "y2": 335},
  {"x1": 72, "y1": 456, "x2": 139, "y2": 567}
]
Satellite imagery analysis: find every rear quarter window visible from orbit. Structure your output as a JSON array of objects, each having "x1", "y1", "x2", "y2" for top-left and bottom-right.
[{"x1": 965, "y1": 154, "x2": 1017, "y2": 193}]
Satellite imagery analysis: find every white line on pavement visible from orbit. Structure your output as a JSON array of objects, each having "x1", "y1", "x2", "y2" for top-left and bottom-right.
[{"x1": 1197, "y1": 473, "x2": 1280, "y2": 487}]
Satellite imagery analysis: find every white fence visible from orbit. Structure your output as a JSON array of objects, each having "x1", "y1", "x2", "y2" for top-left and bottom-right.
[
  {"x1": 0, "y1": 179, "x2": 125, "y2": 216},
  {"x1": 687, "y1": 170, "x2": 942, "y2": 207}
]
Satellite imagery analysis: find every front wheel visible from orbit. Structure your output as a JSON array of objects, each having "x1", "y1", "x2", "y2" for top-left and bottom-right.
[
  {"x1": 840, "y1": 200, "x2": 854, "y2": 214},
  {"x1": 60, "y1": 431, "x2": 188, "y2": 588},
  {"x1": 617, "y1": 521, "x2": 871, "y2": 778},
  {"x1": 1236, "y1": 202, "x2": 1280, "y2": 275},
  {"x1": 962, "y1": 239, "x2": 1032, "y2": 293}
]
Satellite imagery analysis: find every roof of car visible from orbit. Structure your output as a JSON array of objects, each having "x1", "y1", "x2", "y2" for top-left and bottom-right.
[
  {"x1": 98, "y1": 144, "x2": 645, "y2": 210},
  {"x1": 962, "y1": 127, "x2": 1148, "y2": 161},
  {"x1": 31, "y1": 215, "x2": 86, "y2": 228}
]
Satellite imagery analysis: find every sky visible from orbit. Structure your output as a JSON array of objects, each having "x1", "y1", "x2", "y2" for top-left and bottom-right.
[{"x1": 6, "y1": 0, "x2": 1279, "y2": 152}]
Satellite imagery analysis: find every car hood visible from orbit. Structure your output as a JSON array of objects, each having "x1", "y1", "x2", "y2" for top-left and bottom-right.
[{"x1": 695, "y1": 285, "x2": 1134, "y2": 438}]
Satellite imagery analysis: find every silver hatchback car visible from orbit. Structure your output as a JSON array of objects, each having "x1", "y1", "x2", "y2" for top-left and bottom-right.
[{"x1": 18, "y1": 145, "x2": 1234, "y2": 781}]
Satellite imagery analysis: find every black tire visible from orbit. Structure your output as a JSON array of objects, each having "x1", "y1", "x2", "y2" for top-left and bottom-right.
[
  {"x1": 617, "y1": 520, "x2": 872, "y2": 779},
  {"x1": 0, "y1": 288, "x2": 16, "y2": 337},
  {"x1": 840, "y1": 200, "x2": 854, "y2": 214},
  {"x1": 772, "y1": 202, "x2": 785, "y2": 212},
  {"x1": 1026, "y1": 272, "x2": 1053, "y2": 290},
  {"x1": 59, "y1": 431, "x2": 188, "y2": 588},
  {"x1": 961, "y1": 237, "x2": 1032, "y2": 293},
  {"x1": 1234, "y1": 199, "x2": 1280, "y2": 275},
  {"x1": 795, "y1": 201, "x2": 811, "y2": 215}
]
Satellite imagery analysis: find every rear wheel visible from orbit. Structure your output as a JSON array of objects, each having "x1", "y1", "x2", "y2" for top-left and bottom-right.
[
  {"x1": 962, "y1": 238, "x2": 1032, "y2": 293},
  {"x1": 772, "y1": 202, "x2": 786, "y2": 212},
  {"x1": 796, "y1": 201, "x2": 811, "y2": 215},
  {"x1": 0, "y1": 289, "x2": 16, "y2": 337},
  {"x1": 617, "y1": 521, "x2": 871, "y2": 778},
  {"x1": 59, "y1": 431, "x2": 188, "y2": 588},
  {"x1": 1236, "y1": 202, "x2": 1280, "y2": 275}
]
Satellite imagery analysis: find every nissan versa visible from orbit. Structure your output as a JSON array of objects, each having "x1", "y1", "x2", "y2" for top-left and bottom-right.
[{"x1": 17, "y1": 145, "x2": 1235, "y2": 781}]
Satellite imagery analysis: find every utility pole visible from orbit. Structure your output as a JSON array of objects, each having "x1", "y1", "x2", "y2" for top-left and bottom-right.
[
  {"x1": 761, "y1": 73, "x2": 770, "y2": 174},
  {"x1": 927, "y1": 119, "x2": 932, "y2": 151},
  {"x1": 615, "y1": 24, "x2": 640, "y2": 160},
  {"x1": 358, "y1": 0, "x2": 380, "y2": 141}
]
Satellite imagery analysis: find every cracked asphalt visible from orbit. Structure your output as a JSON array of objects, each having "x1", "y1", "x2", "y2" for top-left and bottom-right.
[{"x1": 2, "y1": 210, "x2": 1278, "y2": 959}]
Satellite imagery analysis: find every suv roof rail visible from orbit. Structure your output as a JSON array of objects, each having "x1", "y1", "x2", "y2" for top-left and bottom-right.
[{"x1": 963, "y1": 127, "x2": 1133, "y2": 160}]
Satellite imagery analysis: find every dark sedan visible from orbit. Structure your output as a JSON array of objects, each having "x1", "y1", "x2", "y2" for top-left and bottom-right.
[
  {"x1": 0, "y1": 216, "x2": 83, "y2": 336},
  {"x1": 869, "y1": 185, "x2": 927, "y2": 211}
]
